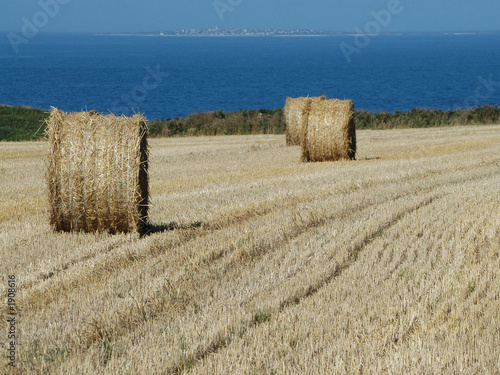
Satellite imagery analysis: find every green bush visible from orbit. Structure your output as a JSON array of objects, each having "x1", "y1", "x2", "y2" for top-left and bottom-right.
[
  {"x1": 354, "y1": 106, "x2": 500, "y2": 130},
  {"x1": 0, "y1": 106, "x2": 49, "y2": 141},
  {"x1": 148, "y1": 109, "x2": 285, "y2": 137}
]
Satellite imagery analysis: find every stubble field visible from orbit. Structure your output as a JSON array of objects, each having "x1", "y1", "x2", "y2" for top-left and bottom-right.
[{"x1": 1, "y1": 125, "x2": 499, "y2": 374}]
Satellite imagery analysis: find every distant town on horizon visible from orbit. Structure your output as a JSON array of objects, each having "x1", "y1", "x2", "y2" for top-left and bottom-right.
[{"x1": 95, "y1": 27, "x2": 497, "y2": 37}]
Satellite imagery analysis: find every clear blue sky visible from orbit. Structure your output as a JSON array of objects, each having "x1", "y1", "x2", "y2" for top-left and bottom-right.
[{"x1": 1, "y1": 0, "x2": 499, "y2": 33}]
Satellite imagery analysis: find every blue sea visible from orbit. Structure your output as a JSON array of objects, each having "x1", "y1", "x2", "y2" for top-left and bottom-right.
[{"x1": 1, "y1": 32, "x2": 499, "y2": 120}]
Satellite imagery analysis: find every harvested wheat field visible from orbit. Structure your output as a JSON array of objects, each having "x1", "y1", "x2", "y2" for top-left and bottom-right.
[{"x1": 1, "y1": 125, "x2": 500, "y2": 374}]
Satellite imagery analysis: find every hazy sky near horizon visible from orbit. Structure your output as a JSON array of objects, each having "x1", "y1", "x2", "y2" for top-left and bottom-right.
[{"x1": 1, "y1": 0, "x2": 499, "y2": 34}]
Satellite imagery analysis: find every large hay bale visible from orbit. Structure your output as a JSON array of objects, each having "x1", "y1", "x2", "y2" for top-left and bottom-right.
[
  {"x1": 284, "y1": 96, "x2": 325, "y2": 146},
  {"x1": 301, "y1": 99, "x2": 356, "y2": 162},
  {"x1": 47, "y1": 109, "x2": 149, "y2": 234}
]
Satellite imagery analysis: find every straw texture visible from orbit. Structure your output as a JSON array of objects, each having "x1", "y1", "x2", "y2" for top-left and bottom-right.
[
  {"x1": 47, "y1": 109, "x2": 149, "y2": 234},
  {"x1": 301, "y1": 99, "x2": 356, "y2": 162},
  {"x1": 284, "y1": 96, "x2": 325, "y2": 146}
]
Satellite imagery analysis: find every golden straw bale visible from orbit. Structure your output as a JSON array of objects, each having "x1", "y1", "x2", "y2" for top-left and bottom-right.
[
  {"x1": 46, "y1": 109, "x2": 149, "y2": 234},
  {"x1": 301, "y1": 99, "x2": 356, "y2": 162},
  {"x1": 284, "y1": 96, "x2": 326, "y2": 146}
]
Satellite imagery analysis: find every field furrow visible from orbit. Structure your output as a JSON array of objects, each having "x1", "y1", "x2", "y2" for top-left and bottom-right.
[{"x1": 191, "y1": 176, "x2": 500, "y2": 374}]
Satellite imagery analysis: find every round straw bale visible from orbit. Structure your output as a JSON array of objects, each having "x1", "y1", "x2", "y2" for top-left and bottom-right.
[
  {"x1": 301, "y1": 99, "x2": 356, "y2": 162},
  {"x1": 284, "y1": 96, "x2": 326, "y2": 146},
  {"x1": 46, "y1": 109, "x2": 149, "y2": 234}
]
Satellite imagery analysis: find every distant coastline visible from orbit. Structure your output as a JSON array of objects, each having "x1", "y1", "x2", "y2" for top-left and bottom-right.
[{"x1": 94, "y1": 28, "x2": 497, "y2": 38}]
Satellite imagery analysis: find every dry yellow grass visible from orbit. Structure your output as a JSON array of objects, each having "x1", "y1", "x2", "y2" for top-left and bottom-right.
[{"x1": 1, "y1": 125, "x2": 499, "y2": 374}]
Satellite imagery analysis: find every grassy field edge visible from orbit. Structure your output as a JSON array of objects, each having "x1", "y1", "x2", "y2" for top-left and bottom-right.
[{"x1": 1, "y1": 104, "x2": 499, "y2": 141}]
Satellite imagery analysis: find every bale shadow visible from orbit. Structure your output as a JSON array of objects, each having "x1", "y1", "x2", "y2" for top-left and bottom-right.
[
  {"x1": 140, "y1": 221, "x2": 203, "y2": 238},
  {"x1": 360, "y1": 156, "x2": 381, "y2": 161}
]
